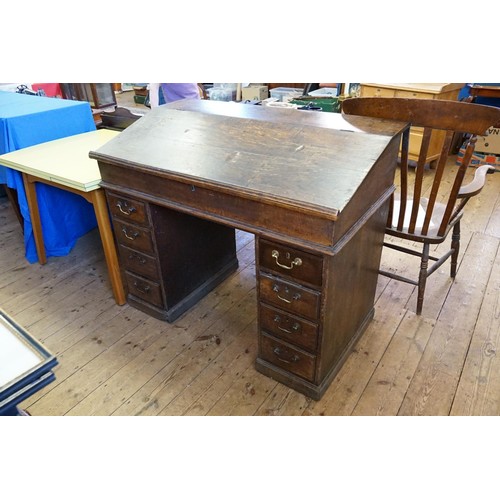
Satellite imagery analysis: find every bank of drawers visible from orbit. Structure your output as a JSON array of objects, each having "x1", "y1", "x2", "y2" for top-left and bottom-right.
[
  {"x1": 107, "y1": 192, "x2": 164, "y2": 310},
  {"x1": 257, "y1": 239, "x2": 323, "y2": 383},
  {"x1": 360, "y1": 86, "x2": 435, "y2": 100}
]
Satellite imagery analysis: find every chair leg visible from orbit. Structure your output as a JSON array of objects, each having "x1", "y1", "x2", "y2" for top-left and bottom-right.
[
  {"x1": 416, "y1": 243, "x2": 430, "y2": 315},
  {"x1": 450, "y1": 220, "x2": 460, "y2": 278}
]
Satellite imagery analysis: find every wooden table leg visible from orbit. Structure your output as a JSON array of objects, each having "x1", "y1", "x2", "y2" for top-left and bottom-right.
[
  {"x1": 4, "y1": 186, "x2": 24, "y2": 229},
  {"x1": 22, "y1": 174, "x2": 47, "y2": 265},
  {"x1": 90, "y1": 189, "x2": 126, "y2": 305}
]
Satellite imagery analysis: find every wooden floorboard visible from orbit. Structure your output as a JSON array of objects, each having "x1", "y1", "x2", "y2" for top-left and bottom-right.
[
  {"x1": 1, "y1": 155, "x2": 500, "y2": 416},
  {"x1": 451, "y1": 239, "x2": 500, "y2": 415},
  {"x1": 398, "y1": 232, "x2": 498, "y2": 415}
]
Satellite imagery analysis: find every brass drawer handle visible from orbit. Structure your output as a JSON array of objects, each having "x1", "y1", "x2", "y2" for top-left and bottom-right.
[
  {"x1": 271, "y1": 250, "x2": 302, "y2": 270},
  {"x1": 133, "y1": 281, "x2": 150, "y2": 294},
  {"x1": 116, "y1": 201, "x2": 137, "y2": 216},
  {"x1": 122, "y1": 228, "x2": 139, "y2": 240},
  {"x1": 272, "y1": 284, "x2": 301, "y2": 304},
  {"x1": 273, "y1": 347, "x2": 299, "y2": 364},
  {"x1": 274, "y1": 315, "x2": 301, "y2": 335}
]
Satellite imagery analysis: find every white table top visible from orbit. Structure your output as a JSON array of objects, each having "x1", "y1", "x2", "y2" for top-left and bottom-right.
[{"x1": 0, "y1": 129, "x2": 120, "y2": 192}]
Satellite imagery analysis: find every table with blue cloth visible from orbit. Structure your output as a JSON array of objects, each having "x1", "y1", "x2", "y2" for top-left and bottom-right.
[{"x1": 0, "y1": 91, "x2": 97, "y2": 263}]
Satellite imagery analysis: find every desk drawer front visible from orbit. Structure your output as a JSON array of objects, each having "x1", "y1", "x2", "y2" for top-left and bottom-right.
[
  {"x1": 395, "y1": 90, "x2": 434, "y2": 100},
  {"x1": 119, "y1": 245, "x2": 159, "y2": 281},
  {"x1": 259, "y1": 239, "x2": 323, "y2": 288},
  {"x1": 125, "y1": 271, "x2": 163, "y2": 308},
  {"x1": 100, "y1": 166, "x2": 335, "y2": 248},
  {"x1": 360, "y1": 86, "x2": 395, "y2": 98},
  {"x1": 108, "y1": 192, "x2": 148, "y2": 225},
  {"x1": 259, "y1": 274, "x2": 320, "y2": 321},
  {"x1": 260, "y1": 333, "x2": 316, "y2": 382},
  {"x1": 260, "y1": 303, "x2": 318, "y2": 352},
  {"x1": 113, "y1": 220, "x2": 154, "y2": 254}
]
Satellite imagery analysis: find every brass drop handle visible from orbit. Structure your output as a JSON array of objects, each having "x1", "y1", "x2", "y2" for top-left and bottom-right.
[
  {"x1": 271, "y1": 250, "x2": 302, "y2": 270},
  {"x1": 116, "y1": 201, "x2": 137, "y2": 216},
  {"x1": 273, "y1": 347, "x2": 299, "y2": 364},
  {"x1": 133, "y1": 282, "x2": 150, "y2": 294},
  {"x1": 272, "y1": 284, "x2": 301, "y2": 304},
  {"x1": 274, "y1": 315, "x2": 301, "y2": 335},
  {"x1": 122, "y1": 228, "x2": 139, "y2": 240}
]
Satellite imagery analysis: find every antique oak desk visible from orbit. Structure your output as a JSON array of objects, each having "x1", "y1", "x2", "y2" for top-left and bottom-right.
[{"x1": 90, "y1": 100, "x2": 407, "y2": 400}]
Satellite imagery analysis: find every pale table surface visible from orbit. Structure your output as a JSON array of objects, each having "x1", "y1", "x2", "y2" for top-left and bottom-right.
[
  {"x1": 0, "y1": 128, "x2": 126, "y2": 305},
  {"x1": 0, "y1": 129, "x2": 119, "y2": 191}
]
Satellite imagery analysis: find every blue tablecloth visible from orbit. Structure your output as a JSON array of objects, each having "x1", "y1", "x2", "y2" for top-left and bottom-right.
[{"x1": 0, "y1": 91, "x2": 97, "y2": 263}]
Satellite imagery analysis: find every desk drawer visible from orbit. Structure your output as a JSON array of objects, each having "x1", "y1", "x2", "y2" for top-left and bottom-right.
[
  {"x1": 125, "y1": 271, "x2": 163, "y2": 308},
  {"x1": 395, "y1": 90, "x2": 434, "y2": 100},
  {"x1": 259, "y1": 239, "x2": 323, "y2": 288},
  {"x1": 107, "y1": 192, "x2": 148, "y2": 225},
  {"x1": 113, "y1": 220, "x2": 154, "y2": 254},
  {"x1": 119, "y1": 245, "x2": 159, "y2": 281},
  {"x1": 260, "y1": 303, "x2": 318, "y2": 352},
  {"x1": 260, "y1": 333, "x2": 316, "y2": 382},
  {"x1": 360, "y1": 86, "x2": 396, "y2": 98},
  {"x1": 259, "y1": 274, "x2": 320, "y2": 321},
  {"x1": 99, "y1": 164, "x2": 336, "y2": 248}
]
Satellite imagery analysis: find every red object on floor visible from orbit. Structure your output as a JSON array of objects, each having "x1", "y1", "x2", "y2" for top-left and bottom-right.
[{"x1": 31, "y1": 83, "x2": 62, "y2": 98}]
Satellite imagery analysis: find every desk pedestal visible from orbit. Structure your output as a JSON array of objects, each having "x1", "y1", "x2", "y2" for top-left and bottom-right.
[
  {"x1": 106, "y1": 191, "x2": 238, "y2": 322},
  {"x1": 255, "y1": 201, "x2": 388, "y2": 400}
]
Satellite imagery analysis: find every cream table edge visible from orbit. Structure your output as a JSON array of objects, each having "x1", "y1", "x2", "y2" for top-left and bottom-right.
[{"x1": 0, "y1": 129, "x2": 119, "y2": 192}]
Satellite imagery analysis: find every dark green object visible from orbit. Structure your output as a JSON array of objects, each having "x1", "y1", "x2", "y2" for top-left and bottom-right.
[
  {"x1": 290, "y1": 96, "x2": 341, "y2": 113},
  {"x1": 134, "y1": 94, "x2": 147, "y2": 105}
]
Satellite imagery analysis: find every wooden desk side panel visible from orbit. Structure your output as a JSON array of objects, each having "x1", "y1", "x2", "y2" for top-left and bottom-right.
[
  {"x1": 331, "y1": 136, "x2": 399, "y2": 246},
  {"x1": 318, "y1": 198, "x2": 390, "y2": 383}
]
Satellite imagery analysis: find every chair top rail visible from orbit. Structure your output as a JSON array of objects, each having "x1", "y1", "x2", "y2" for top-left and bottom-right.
[{"x1": 342, "y1": 97, "x2": 500, "y2": 135}]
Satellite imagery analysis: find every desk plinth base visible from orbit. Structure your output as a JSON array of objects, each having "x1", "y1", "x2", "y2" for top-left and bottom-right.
[
  {"x1": 128, "y1": 258, "x2": 239, "y2": 323},
  {"x1": 255, "y1": 307, "x2": 374, "y2": 400}
]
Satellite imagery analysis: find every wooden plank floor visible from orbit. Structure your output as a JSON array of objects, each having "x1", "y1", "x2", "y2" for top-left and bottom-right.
[{"x1": 1, "y1": 156, "x2": 499, "y2": 416}]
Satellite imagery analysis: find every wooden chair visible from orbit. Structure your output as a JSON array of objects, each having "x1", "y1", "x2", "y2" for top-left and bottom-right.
[{"x1": 342, "y1": 97, "x2": 500, "y2": 314}]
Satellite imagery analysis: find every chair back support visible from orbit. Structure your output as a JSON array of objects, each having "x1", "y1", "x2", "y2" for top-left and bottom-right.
[{"x1": 342, "y1": 97, "x2": 500, "y2": 241}]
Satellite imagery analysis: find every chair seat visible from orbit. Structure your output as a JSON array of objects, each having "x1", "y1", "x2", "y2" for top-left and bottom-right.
[{"x1": 390, "y1": 198, "x2": 460, "y2": 239}]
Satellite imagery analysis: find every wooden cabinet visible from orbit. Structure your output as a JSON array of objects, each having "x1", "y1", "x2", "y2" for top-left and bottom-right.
[
  {"x1": 60, "y1": 83, "x2": 117, "y2": 126},
  {"x1": 60, "y1": 83, "x2": 117, "y2": 109},
  {"x1": 360, "y1": 83, "x2": 464, "y2": 165}
]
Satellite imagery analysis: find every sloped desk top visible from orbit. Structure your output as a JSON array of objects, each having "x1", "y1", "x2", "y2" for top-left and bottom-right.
[{"x1": 91, "y1": 100, "x2": 408, "y2": 253}]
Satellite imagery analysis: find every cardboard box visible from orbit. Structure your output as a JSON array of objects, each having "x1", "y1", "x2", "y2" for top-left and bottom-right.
[
  {"x1": 475, "y1": 127, "x2": 500, "y2": 154},
  {"x1": 457, "y1": 145, "x2": 500, "y2": 168},
  {"x1": 242, "y1": 85, "x2": 268, "y2": 101}
]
